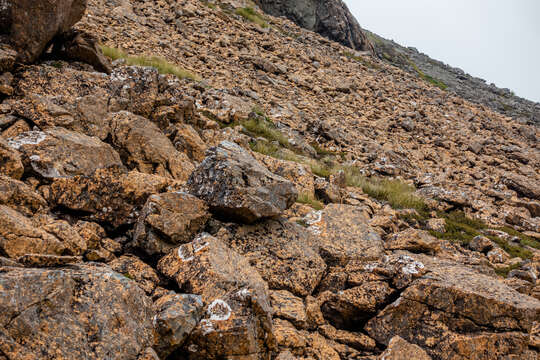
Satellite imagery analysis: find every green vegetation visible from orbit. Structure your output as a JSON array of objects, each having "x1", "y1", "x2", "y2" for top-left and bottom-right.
[
  {"x1": 406, "y1": 57, "x2": 448, "y2": 90},
  {"x1": 100, "y1": 45, "x2": 201, "y2": 81},
  {"x1": 235, "y1": 7, "x2": 269, "y2": 28},
  {"x1": 343, "y1": 51, "x2": 381, "y2": 70},
  {"x1": 297, "y1": 192, "x2": 324, "y2": 211},
  {"x1": 494, "y1": 263, "x2": 521, "y2": 277},
  {"x1": 242, "y1": 115, "x2": 290, "y2": 148}
]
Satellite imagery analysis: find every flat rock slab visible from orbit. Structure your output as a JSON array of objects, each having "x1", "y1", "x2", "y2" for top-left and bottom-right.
[{"x1": 0, "y1": 263, "x2": 155, "y2": 359}]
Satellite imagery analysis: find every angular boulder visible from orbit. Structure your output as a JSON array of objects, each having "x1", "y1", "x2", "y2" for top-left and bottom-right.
[
  {"x1": 108, "y1": 111, "x2": 194, "y2": 181},
  {"x1": 133, "y1": 191, "x2": 210, "y2": 256},
  {"x1": 0, "y1": 263, "x2": 156, "y2": 359},
  {"x1": 503, "y1": 174, "x2": 540, "y2": 200},
  {"x1": 221, "y1": 219, "x2": 327, "y2": 297},
  {"x1": 378, "y1": 336, "x2": 431, "y2": 360},
  {"x1": 48, "y1": 167, "x2": 172, "y2": 227},
  {"x1": 187, "y1": 141, "x2": 298, "y2": 223},
  {"x1": 8, "y1": 127, "x2": 123, "y2": 179},
  {"x1": 108, "y1": 255, "x2": 161, "y2": 295},
  {"x1": 0, "y1": 136, "x2": 23, "y2": 179},
  {"x1": 158, "y1": 233, "x2": 275, "y2": 359},
  {"x1": 0, "y1": 174, "x2": 47, "y2": 216},
  {"x1": 303, "y1": 204, "x2": 384, "y2": 266},
  {"x1": 366, "y1": 256, "x2": 540, "y2": 359},
  {"x1": 4, "y1": 0, "x2": 87, "y2": 63}
]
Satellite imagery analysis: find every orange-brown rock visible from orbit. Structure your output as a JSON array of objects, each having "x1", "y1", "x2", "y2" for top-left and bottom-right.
[
  {"x1": 385, "y1": 228, "x2": 441, "y2": 254},
  {"x1": 303, "y1": 204, "x2": 383, "y2": 266},
  {"x1": 0, "y1": 263, "x2": 156, "y2": 359},
  {"x1": 0, "y1": 136, "x2": 23, "y2": 179},
  {"x1": 221, "y1": 218, "x2": 327, "y2": 297},
  {"x1": 377, "y1": 336, "x2": 431, "y2": 360},
  {"x1": 133, "y1": 191, "x2": 210, "y2": 256},
  {"x1": 9, "y1": 127, "x2": 123, "y2": 179},
  {"x1": 48, "y1": 167, "x2": 172, "y2": 227},
  {"x1": 0, "y1": 174, "x2": 47, "y2": 216},
  {"x1": 109, "y1": 255, "x2": 161, "y2": 295}
]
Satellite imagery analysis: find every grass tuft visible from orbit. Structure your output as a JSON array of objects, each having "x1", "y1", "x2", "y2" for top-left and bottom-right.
[
  {"x1": 343, "y1": 51, "x2": 381, "y2": 70},
  {"x1": 100, "y1": 45, "x2": 201, "y2": 81},
  {"x1": 297, "y1": 192, "x2": 324, "y2": 210},
  {"x1": 235, "y1": 7, "x2": 269, "y2": 28}
]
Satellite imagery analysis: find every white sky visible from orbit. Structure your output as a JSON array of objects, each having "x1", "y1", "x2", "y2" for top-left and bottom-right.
[{"x1": 343, "y1": 0, "x2": 540, "y2": 103}]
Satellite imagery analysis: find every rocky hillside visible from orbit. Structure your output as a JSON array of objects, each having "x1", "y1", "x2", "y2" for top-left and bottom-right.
[
  {"x1": 0, "y1": 0, "x2": 539, "y2": 359},
  {"x1": 364, "y1": 31, "x2": 540, "y2": 126}
]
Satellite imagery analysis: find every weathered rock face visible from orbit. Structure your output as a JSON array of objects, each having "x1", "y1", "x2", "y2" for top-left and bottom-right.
[
  {"x1": 109, "y1": 111, "x2": 194, "y2": 181},
  {"x1": 158, "y1": 233, "x2": 276, "y2": 359},
  {"x1": 187, "y1": 141, "x2": 298, "y2": 223},
  {"x1": 303, "y1": 204, "x2": 384, "y2": 266},
  {"x1": 221, "y1": 218, "x2": 327, "y2": 297},
  {"x1": 133, "y1": 192, "x2": 210, "y2": 256},
  {"x1": 378, "y1": 336, "x2": 432, "y2": 360},
  {"x1": 0, "y1": 136, "x2": 23, "y2": 179},
  {"x1": 3, "y1": 0, "x2": 88, "y2": 63},
  {"x1": 256, "y1": 0, "x2": 373, "y2": 53},
  {"x1": 48, "y1": 167, "x2": 172, "y2": 227},
  {"x1": 0, "y1": 174, "x2": 47, "y2": 216},
  {"x1": 0, "y1": 263, "x2": 156, "y2": 359},
  {"x1": 366, "y1": 256, "x2": 540, "y2": 359},
  {"x1": 8, "y1": 127, "x2": 123, "y2": 179}
]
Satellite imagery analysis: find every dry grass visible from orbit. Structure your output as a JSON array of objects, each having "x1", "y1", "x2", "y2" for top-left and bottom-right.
[
  {"x1": 100, "y1": 45, "x2": 201, "y2": 81},
  {"x1": 297, "y1": 192, "x2": 324, "y2": 210},
  {"x1": 235, "y1": 7, "x2": 269, "y2": 28}
]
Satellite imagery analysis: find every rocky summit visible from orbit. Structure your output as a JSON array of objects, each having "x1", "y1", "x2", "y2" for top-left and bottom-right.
[{"x1": 0, "y1": 0, "x2": 539, "y2": 359}]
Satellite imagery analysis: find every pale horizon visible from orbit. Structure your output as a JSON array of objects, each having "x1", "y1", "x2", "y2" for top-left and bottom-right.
[{"x1": 344, "y1": 0, "x2": 540, "y2": 103}]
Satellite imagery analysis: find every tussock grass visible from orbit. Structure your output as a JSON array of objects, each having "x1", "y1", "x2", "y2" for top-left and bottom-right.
[
  {"x1": 343, "y1": 51, "x2": 381, "y2": 70},
  {"x1": 297, "y1": 192, "x2": 324, "y2": 210},
  {"x1": 242, "y1": 116, "x2": 290, "y2": 148},
  {"x1": 235, "y1": 7, "x2": 269, "y2": 28},
  {"x1": 100, "y1": 45, "x2": 201, "y2": 81}
]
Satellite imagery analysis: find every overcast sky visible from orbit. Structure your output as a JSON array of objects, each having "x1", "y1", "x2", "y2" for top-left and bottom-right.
[{"x1": 344, "y1": 0, "x2": 540, "y2": 103}]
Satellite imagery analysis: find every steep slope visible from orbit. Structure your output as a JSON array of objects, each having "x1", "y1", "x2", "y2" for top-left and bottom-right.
[{"x1": 0, "y1": 0, "x2": 539, "y2": 359}]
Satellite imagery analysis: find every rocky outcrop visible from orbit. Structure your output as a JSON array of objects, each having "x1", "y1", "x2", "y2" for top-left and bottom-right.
[
  {"x1": 1, "y1": 0, "x2": 87, "y2": 63},
  {"x1": 187, "y1": 141, "x2": 298, "y2": 223},
  {"x1": 0, "y1": 263, "x2": 156, "y2": 359},
  {"x1": 256, "y1": 0, "x2": 374, "y2": 53}
]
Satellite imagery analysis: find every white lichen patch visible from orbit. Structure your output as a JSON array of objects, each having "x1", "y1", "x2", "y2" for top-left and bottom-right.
[
  {"x1": 177, "y1": 245, "x2": 194, "y2": 262},
  {"x1": 207, "y1": 299, "x2": 232, "y2": 321},
  {"x1": 199, "y1": 319, "x2": 214, "y2": 335},
  {"x1": 234, "y1": 288, "x2": 251, "y2": 301},
  {"x1": 7, "y1": 131, "x2": 47, "y2": 149}
]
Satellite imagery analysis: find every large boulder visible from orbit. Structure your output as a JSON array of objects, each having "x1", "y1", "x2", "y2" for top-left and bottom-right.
[
  {"x1": 48, "y1": 167, "x2": 172, "y2": 227},
  {"x1": 133, "y1": 192, "x2": 210, "y2": 256},
  {"x1": 366, "y1": 255, "x2": 540, "y2": 359},
  {"x1": 0, "y1": 263, "x2": 156, "y2": 359},
  {"x1": 503, "y1": 174, "x2": 540, "y2": 200},
  {"x1": 0, "y1": 136, "x2": 23, "y2": 179},
  {"x1": 3, "y1": 0, "x2": 87, "y2": 63},
  {"x1": 158, "y1": 233, "x2": 276, "y2": 359},
  {"x1": 256, "y1": 0, "x2": 374, "y2": 52},
  {"x1": 187, "y1": 141, "x2": 298, "y2": 223},
  {"x1": 303, "y1": 204, "x2": 384, "y2": 266},
  {"x1": 8, "y1": 128, "x2": 123, "y2": 179},
  {"x1": 220, "y1": 219, "x2": 327, "y2": 297},
  {"x1": 0, "y1": 174, "x2": 47, "y2": 216},
  {"x1": 108, "y1": 111, "x2": 194, "y2": 181}
]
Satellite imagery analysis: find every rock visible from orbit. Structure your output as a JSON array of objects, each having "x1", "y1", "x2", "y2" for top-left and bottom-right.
[
  {"x1": 187, "y1": 141, "x2": 298, "y2": 223},
  {"x1": 303, "y1": 204, "x2": 383, "y2": 266},
  {"x1": 385, "y1": 228, "x2": 441, "y2": 254},
  {"x1": 319, "y1": 324, "x2": 377, "y2": 351},
  {"x1": 270, "y1": 290, "x2": 308, "y2": 329},
  {"x1": 0, "y1": 174, "x2": 47, "y2": 215},
  {"x1": 503, "y1": 174, "x2": 540, "y2": 200},
  {"x1": 425, "y1": 218, "x2": 446, "y2": 233},
  {"x1": 366, "y1": 256, "x2": 540, "y2": 359},
  {"x1": 221, "y1": 219, "x2": 327, "y2": 297},
  {"x1": 17, "y1": 254, "x2": 82, "y2": 267},
  {"x1": 55, "y1": 30, "x2": 112, "y2": 74},
  {"x1": 4, "y1": 0, "x2": 87, "y2": 63},
  {"x1": 314, "y1": 176, "x2": 341, "y2": 203},
  {"x1": 469, "y1": 235, "x2": 495, "y2": 253},
  {"x1": 378, "y1": 336, "x2": 431, "y2": 360},
  {"x1": 9, "y1": 94, "x2": 76, "y2": 130},
  {"x1": 257, "y1": 0, "x2": 374, "y2": 52},
  {"x1": 158, "y1": 233, "x2": 275, "y2": 359},
  {"x1": 108, "y1": 255, "x2": 161, "y2": 295},
  {"x1": 8, "y1": 127, "x2": 123, "y2": 179},
  {"x1": 0, "y1": 205, "x2": 85, "y2": 258},
  {"x1": 109, "y1": 67, "x2": 160, "y2": 118},
  {"x1": 487, "y1": 247, "x2": 511, "y2": 264},
  {"x1": 0, "y1": 263, "x2": 156, "y2": 359},
  {"x1": 48, "y1": 167, "x2": 172, "y2": 227},
  {"x1": 153, "y1": 292, "x2": 204, "y2": 358},
  {"x1": 0, "y1": 71, "x2": 13, "y2": 96},
  {"x1": 133, "y1": 191, "x2": 210, "y2": 256},
  {"x1": 0, "y1": 44, "x2": 17, "y2": 72},
  {"x1": 167, "y1": 123, "x2": 208, "y2": 162},
  {"x1": 0, "y1": 136, "x2": 23, "y2": 179},
  {"x1": 109, "y1": 111, "x2": 194, "y2": 181}
]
